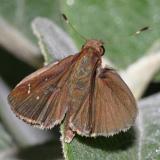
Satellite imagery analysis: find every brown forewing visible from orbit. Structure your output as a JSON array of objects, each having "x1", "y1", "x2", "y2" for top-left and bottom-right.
[{"x1": 8, "y1": 55, "x2": 77, "y2": 129}]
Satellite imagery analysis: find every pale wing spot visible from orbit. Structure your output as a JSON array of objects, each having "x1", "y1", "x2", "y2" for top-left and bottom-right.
[
  {"x1": 36, "y1": 96, "x2": 40, "y2": 100},
  {"x1": 27, "y1": 83, "x2": 31, "y2": 94}
]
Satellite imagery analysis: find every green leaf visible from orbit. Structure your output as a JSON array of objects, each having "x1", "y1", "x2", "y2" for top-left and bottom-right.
[
  {"x1": 138, "y1": 94, "x2": 160, "y2": 159},
  {"x1": 62, "y1": 94, "x2": 160, "y2": 160},
  {"x1": 61, "y1": 0, "x2": 160, "y2": 80},
  {"x1": 62, "y1": 127, "x2": 138, "y2": 160},
  {"x1": 33, "y1": 17, "x2": 160, "y2": 160},
  {"x1": 32, "y1": 17, "x2": 77, "y2": 64}
]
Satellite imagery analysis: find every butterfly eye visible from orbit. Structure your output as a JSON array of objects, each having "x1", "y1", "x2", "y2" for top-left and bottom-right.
[
  {"x1": 81, "y1": 45, "x2": 85, "y2": 49},
  {"x1": 100, "y1": 46, "x2": 105, "y2": 56}
]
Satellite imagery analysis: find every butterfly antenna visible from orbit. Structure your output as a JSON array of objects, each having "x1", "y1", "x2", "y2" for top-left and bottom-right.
[
  {"x1": 62, "y1": 13, "x2": 87, "y2": 41},
  {"x1": 132, "y1": 26, "x2": 150, "y2": 36},
  {"x1": 103, "y1": 26, "x2": 150, "y2": 45}
]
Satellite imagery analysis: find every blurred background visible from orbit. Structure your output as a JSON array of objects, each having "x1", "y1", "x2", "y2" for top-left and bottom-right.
[{"x1": 0, "y1": 0, "x2": 160, "y2": 160}]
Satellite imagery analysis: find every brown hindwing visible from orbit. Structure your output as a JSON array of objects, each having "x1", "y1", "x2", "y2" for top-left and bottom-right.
[{"x1": 91, "y1": 68, "x2": 137, "y2": 136}]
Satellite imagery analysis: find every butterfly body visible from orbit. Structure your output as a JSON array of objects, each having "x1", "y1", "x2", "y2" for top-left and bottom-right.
[{"x1": 8, "y1": 40, "x2": 137, "y2": 143}]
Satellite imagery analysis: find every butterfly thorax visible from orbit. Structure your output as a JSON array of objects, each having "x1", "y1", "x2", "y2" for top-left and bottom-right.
[
  {"x1": 82, "y1": 39, "x2": 104, "y2": 56},
  {"x1": 67, "y1": 46, "x2": 101, "y2": 112}
]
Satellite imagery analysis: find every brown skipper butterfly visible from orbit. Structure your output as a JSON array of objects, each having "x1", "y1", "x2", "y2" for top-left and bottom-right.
[{"x1": 8, "y1": 15, "x2": 138, "y2": 143}]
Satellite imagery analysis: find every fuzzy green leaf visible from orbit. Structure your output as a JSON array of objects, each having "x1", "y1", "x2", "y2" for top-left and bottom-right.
[{"x1": 33, "y1": 17, "x2": 160, "y2": 160}]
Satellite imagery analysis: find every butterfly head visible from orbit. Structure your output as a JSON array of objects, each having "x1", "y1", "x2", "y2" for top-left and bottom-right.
[{"x1": 82, "y1": 40, "x2": 105, "y2": 56}]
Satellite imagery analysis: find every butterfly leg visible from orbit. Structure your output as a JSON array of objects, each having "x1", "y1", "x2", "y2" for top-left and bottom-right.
[{"x1": 63, "y1": 114, "x2": 75, "y2": 143}]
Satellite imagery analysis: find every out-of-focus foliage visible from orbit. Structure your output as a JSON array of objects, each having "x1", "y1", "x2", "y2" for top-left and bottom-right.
[
  {"x1": 0, "y1": 0, "x2": 61, "y2": 41},
  {"x1": 0, "y1": 124, "x2": 14, "y2": 150}
]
